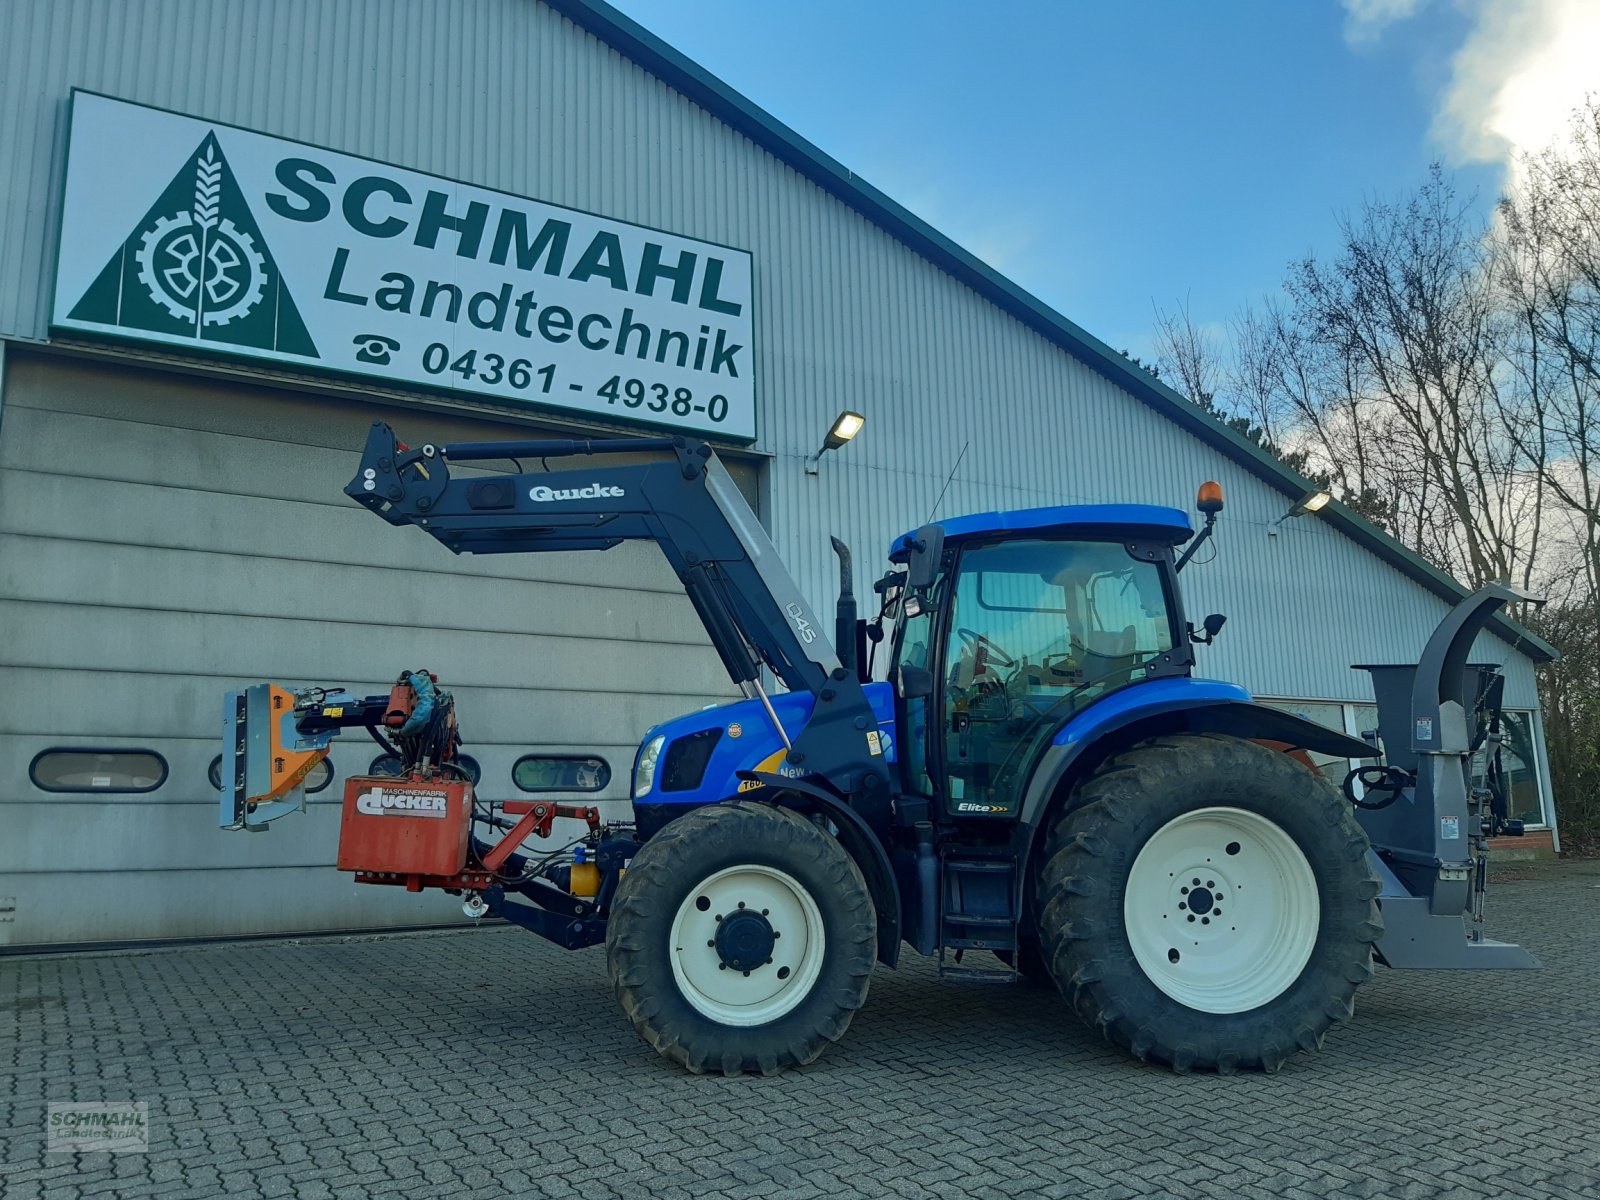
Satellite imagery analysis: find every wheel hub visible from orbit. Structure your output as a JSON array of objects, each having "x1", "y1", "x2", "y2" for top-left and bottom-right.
[
  {"x1": 669, "y1": 863, "x2": 827, "y2": 1026},
  {"x1": 715, "y1": 908, "x2": 776, "y2": 972},
  {"x1": 1124, "y1": 806, "x2": 1319, "y2": 1014}
]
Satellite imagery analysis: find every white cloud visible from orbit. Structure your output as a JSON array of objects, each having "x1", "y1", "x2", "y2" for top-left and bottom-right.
[
  {"x1": 1341, "y1": 0, "x2": 1427, "y2": 44},
  {"x1": 1435, "y1": 0, "x2": 1600, "y2": 174}
]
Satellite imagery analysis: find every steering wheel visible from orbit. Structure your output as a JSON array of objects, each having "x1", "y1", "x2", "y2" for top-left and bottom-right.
[{"x1": 956, "y1": 627, "x2": 1016, "y2": 668}]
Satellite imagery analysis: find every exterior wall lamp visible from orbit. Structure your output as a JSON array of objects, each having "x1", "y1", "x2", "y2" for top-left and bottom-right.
[
  {"x1": 804, "y1": 411, "x2": 865, "y2": 474},
  {"x1": 1267, "y1": 488, "x2": 1332, "y2": 535}
]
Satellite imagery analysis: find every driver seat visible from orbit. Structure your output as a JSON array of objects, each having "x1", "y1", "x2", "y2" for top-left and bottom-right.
[{"x1": 1080, "y1": 625, "x2": 1139, "y2": 687}]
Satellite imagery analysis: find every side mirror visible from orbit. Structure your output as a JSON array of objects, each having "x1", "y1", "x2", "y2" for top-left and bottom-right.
[
  {"x1": 906, "y1": 524, "x2": 944, "y2": 590},
  {"x1": 893, "y1": 664, "x2": 933, "y2": 700},
  {"x1": 1189, "y1": 613, "x2": 1227, "y2": 644}
]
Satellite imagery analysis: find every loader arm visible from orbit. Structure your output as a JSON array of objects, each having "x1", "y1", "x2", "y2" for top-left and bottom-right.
[{"x1": 345, "y1": 421, "x2": 892, "y2": 814}]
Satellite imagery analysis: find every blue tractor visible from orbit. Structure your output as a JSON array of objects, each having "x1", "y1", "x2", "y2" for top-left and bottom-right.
[{"x1": 223, "y1": 425, "x2": 1536, "y2": 1075}]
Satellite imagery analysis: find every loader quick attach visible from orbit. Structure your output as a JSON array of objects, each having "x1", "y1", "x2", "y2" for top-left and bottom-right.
[{"x1": 220, "y1": 421, "x2": 1539, "y2": 1076}]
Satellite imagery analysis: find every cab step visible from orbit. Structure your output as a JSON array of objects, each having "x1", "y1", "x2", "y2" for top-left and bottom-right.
[
  {"x1": 938, "y1": 963, "x2": 1017, "y2": 985},
  {"x1": 939, "y1": 853, "x2": 1021, "y2": 953}
]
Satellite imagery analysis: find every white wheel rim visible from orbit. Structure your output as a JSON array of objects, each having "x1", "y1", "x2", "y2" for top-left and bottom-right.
[
  {"x1": 669, "y1": 864, "x2": 827, "y2": 1027},
  {"x1": 1123, "y1": 806, "x2": 1319, "y2": 1014}
]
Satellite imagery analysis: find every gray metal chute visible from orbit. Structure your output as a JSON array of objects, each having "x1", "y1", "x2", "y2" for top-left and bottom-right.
[{"x1": 1352, "y1": 582, "x2": 1545, "y2": 970}]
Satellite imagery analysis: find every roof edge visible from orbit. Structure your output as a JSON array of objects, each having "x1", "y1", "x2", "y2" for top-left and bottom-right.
[{"x1": 545, "y1": 0, "x2": 1557, "y2": 664}]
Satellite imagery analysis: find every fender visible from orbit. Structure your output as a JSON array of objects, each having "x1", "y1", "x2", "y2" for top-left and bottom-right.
[
  {"x1": 1017, "y1": 678, "x2": 1377, "y2": 871},
  {"x1": 735, "y1": 772, "x2": 901, "y2": 968}
]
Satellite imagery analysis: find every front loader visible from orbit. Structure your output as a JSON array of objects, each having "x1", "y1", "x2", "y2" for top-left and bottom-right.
[{"x1": 221, "y1": 422, "x2": 1539, "y2": 1074}]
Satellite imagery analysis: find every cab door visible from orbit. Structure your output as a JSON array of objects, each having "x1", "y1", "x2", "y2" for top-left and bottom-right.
[
  {"x1": 936, "y1": 538, "x2": 1178, "y2": 817},
  {"x1": 889, "y1": 569, "x2": 948, "y2": 802}
]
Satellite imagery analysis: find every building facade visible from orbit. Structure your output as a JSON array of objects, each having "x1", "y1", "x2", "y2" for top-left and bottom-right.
[{"x1": 0, "y1": 0, "x2": 1558, "y2": 947}]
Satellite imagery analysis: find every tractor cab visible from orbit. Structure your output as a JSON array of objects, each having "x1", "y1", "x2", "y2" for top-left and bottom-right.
[{"x1": 884, "y1": 506, "x2": 1196, "y2": 819}]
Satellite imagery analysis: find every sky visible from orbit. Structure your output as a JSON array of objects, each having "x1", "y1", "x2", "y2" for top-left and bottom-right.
[{"x1": 606, "y1": 0, "x2": 1600, "y2": 362}]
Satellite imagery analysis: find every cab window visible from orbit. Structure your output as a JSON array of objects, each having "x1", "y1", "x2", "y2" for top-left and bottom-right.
[{"x1": 939, "y1": 539, "x2": 1176, "y2": 814}]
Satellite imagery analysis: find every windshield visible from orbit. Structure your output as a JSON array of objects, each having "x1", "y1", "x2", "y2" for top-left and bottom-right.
[{"x1": 939, "y1": 538, "x2": 1177, "y2": 814}]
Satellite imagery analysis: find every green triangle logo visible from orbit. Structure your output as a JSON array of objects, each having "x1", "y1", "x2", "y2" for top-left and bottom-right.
[{"x1": 68, "y1": 132, "x2": 319, "y2": 358}]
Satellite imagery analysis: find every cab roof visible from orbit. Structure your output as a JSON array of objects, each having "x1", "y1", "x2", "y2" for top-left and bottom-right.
[{"x1": 890, "y1": 504, "x2": 1193, "y2": 560}]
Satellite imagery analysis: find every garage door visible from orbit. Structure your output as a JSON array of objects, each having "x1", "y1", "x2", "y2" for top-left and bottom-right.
[{"x1": 0, "y1": 352, "x2": 752, "y2": 946}]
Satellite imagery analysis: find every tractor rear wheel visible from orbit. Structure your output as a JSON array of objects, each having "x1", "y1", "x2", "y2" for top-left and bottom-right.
[
  {"x1": 1036, "y1": 734, "x2": 1381, "y2": 1072},
  {"x1": 605, "y1": 800, "x2": 876, "y2": 1075}
]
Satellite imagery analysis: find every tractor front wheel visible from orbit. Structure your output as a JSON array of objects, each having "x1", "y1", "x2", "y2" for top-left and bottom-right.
[
  {"x1": 1036, "y1": 734, "x2": 1381, "y2": 1072},
  {"x1": 605, "y1": 800, "x2": 876, "y2": 1075}
]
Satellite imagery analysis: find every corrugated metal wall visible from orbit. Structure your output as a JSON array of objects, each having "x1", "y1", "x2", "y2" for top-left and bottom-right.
[
  {"x1": 0, "y1": 0, "x2": 1543, "y2": 710},
  {"x1": 0, "y1": 351, "x2": 759, "y2": 943},
  {"x1": 0, "y1": 0, "x2": 1545, "y2": 719}
]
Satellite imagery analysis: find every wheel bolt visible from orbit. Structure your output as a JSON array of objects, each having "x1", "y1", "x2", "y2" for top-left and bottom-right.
[
  {"x1": 706, "y1": 940, "x2": 715, "y2": 947},
  {"x1": 718, "y1": 963, "x2": 727, "y2": 970},
  {"x1": 742, "y1": 970, "x2": 750, "y2": 977},
  {"x1": 1180, "y1": 886, "x2": 1190, "y2": 895},
  {"x1": 1187, "y1": 915, "x2": 1196, "y2": 923},
  {"x1": 738, "y1": 902, "x2": 746, "y2": 909},
  {"x1": 1178, "y1": 902, "x2": 1187, "y2": 910}
]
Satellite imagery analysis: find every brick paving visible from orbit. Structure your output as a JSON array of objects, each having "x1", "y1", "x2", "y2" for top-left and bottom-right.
[{"x1": 3, "y1": 858, "x2": 1598, "y2": 1199}]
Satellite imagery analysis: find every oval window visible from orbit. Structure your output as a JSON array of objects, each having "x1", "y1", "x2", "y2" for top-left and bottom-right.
[
  {"x1": 512, "y1": 755, "x2": 611, "y2": 793},
  {"x1": 31, "y1": 749, "x2": 168, "y2": 794}
]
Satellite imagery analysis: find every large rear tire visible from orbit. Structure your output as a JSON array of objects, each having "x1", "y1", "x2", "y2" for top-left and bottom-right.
[
  {"x1": 605, "y1": 800, "x2": 876, "y2": 1075},
  {"x1": 1036, "y1": 734, "x2": 1381, "y2": 1072}
]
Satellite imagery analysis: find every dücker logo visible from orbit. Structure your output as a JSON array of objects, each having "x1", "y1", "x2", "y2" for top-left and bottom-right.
[{"x1": 355, "y1": 787, "x2": 448, "y2": 818}]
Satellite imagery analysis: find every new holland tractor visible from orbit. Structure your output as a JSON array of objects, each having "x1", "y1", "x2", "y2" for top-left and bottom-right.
[{"x1": 221, "y1": 423, "x2": 1537, "y2": 1075}]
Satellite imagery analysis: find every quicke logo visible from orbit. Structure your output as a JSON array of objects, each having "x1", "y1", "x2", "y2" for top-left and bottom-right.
[
  {"x1": 69, "y1": 132, "x2": 319, "y2": 357},
  {"x1": 529, "y1": 484, "x2": 626, "y2": 502}
]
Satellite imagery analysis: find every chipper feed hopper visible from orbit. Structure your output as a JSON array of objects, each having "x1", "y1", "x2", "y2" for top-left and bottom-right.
[{"x1": 219, "y1": 422, "x2": 1540, "y2": 1075}]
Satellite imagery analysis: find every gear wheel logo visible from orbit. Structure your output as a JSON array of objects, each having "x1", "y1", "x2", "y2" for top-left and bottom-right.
[
  {"x1": 66, "y1": 131, "x2": 319, "y2": 359},
  {"x1": 133, "y1": 147, "x2": 267, "y2": 328},
  {"x1": 136, "y1": 212, "x2": 268, "y2": 327}
]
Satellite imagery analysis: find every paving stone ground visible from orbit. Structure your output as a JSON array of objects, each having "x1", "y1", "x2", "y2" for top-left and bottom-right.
[{"x1": 3, "y1": 858, "x2": 1598, "y2": 1199}]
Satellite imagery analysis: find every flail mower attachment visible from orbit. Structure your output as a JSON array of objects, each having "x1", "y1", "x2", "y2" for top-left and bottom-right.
[{"x1": 218, "y1": 669, "x2": 635, "y2": 947}]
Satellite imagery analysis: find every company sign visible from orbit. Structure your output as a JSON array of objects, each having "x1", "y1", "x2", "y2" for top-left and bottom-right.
[{"x1": 51, "y1": 93, "x2": 756, "y2": 439}]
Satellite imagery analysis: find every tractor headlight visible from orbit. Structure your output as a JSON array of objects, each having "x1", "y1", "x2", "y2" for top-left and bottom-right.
[{"x1": 633, "y1": 735, "x2": 665, "y2": 798}]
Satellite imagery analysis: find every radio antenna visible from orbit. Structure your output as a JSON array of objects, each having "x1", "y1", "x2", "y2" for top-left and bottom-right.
[{"x1": 926, "y1": 439, "x2": 969, "y2": 522}]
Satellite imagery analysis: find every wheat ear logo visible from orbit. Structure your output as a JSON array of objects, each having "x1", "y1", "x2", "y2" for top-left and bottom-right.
[{"x1": 68, "y1": 132, "x2": 319, "y2": 357}]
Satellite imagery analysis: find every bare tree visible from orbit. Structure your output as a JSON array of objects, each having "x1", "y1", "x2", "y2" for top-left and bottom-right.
[
  {"x1": 1499, "y1": 97, "x2": 1600, "y2": 623},
  {"x1": 1151, "y1": 113, "x2": 1600, "y2": 848},
  {"x1": 1267, "y1": 168, "x2": 1542, "y2": 584},
  {"x1": 1152, "y1": 297, "x2": 1220, "y2": 408}
]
